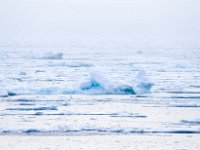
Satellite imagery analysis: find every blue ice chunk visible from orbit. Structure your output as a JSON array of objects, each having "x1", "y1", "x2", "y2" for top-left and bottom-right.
[
  {"x1": 134, "y1": 70, "x2": 154, "y2": 94},
  {"x1": 80, "y1": 71, "x2": 135, "y2": 94},
  {"x1": 7, "y1": 91, "x2": 17, "y2": 96},
  {"x1": 35, "y1": 112, "x2": 44, "y2": 115},
  {"x1": 24, "y1": 129, "x2": 40, "y2": 133}
]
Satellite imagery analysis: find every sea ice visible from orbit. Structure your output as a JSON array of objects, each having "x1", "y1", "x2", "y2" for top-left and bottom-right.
[
  {"x1": 47, "y1": 61, "x2": 93, "y2": 67},
  {"x1": 134, "y1": 70, "x2": 154, "y2": 94},
  {"x1": 2, "y1": 70, "x2": 153, "y2": 96},
  {"x1": 79, "y1": 71, "x2": 133, "y2": 94},
  {"x1": 0, "y1": 88, "x2": 8, "y2": 97},
  {"x1": 27, "y1": 52, "x2": 63, "y2": 60},
  {"x1": 80, "y1": 70, "x2": 153, "y2": 94},
  {"x1": 41, "y1": 52, "x2": 63, "y2": 59}
]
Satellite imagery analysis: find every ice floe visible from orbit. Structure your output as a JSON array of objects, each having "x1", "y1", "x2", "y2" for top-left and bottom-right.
[
  {"x1": 0, "y1": 88, "x2": 8, "y2": 97},
  {"x1": 80, "y1": 70, "x2": 153, "y2": 94},
  {"x1": 47, "y1": 61, "x2": 93, "y2": 67},
  {"x1": 134, "y1": 70, "x2": 154, "y2": 94},
  {"x1": 80, "y1": 71, "x2": 135, "y2": 94},
  {"x1": 1, "y1": 70, "x2": 153, "y2": 96},
  {"x1": 181, "y1": 119, "x2": 200, "y2": 125},
  {"x1": 27, "y1": 52, "x2": 63, "y2": 60}
]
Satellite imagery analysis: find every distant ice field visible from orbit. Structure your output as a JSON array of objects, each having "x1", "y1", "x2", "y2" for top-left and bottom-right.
[{"x1": 0, "y1": 40, "x2": 200, "y2": 135}]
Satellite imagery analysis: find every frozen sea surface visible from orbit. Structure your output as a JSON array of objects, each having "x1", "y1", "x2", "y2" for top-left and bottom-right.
[{"x1": 0, "y1": 40, "x2": 200, "y2": 135}]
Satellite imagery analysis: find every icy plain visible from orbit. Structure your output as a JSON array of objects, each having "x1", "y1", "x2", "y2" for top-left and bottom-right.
[{"x1": 0, "y1": 40, "x2": 200, "y2": 149}]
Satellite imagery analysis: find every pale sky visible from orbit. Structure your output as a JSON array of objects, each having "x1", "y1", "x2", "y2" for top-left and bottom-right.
[{"x1": 0, "y1": 0, "x2": 200, "y2": 42}]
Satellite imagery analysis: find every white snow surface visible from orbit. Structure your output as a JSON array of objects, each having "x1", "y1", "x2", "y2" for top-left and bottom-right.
[
  {"x1": 0, "y1": 88, "x2": 8, "y2": 97},
  {"x1": 0, "y1": 40, "x2": 200, "y2": 136},
  {"x1": 27, "y1": 52, "x2": 63, "y2": 60}
]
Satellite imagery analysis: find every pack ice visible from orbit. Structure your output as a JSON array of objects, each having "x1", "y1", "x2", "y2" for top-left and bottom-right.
[
  {"x1": 0, "y1": 70, "x2": 153, "y2": 96},
  {"x1": 27, "y1": 52, "x2": 63, "y2": 59},
  {"x1": 0, "y1": 88, "x2": 8, "y2": 97},
  {"x1": 80, "y1": 70, "x2": 154, "y2": 94}
]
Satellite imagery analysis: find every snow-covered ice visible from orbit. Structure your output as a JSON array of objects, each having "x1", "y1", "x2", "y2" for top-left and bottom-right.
[
  {"x1": 80, "y1": 71, "x2": 135, "y2": 94},
  {"x1": 134, "y1": 70, "x2": 154, "y2": 94},
  {"x1": 0, "y1": 40, "x2": 200, "y2": 136},
  {"x1": 0, "y1": 88, "x2": 8, "y2": 97},
  {"x1": 2, "y1": 70, "x2": 153, "y2": 96},
  {"x1": 27, "y1": 52, "x2": 63, "y2": 60},
  {"x1": 80, "y1": 71, "x2": 153, "y2": 94}
]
